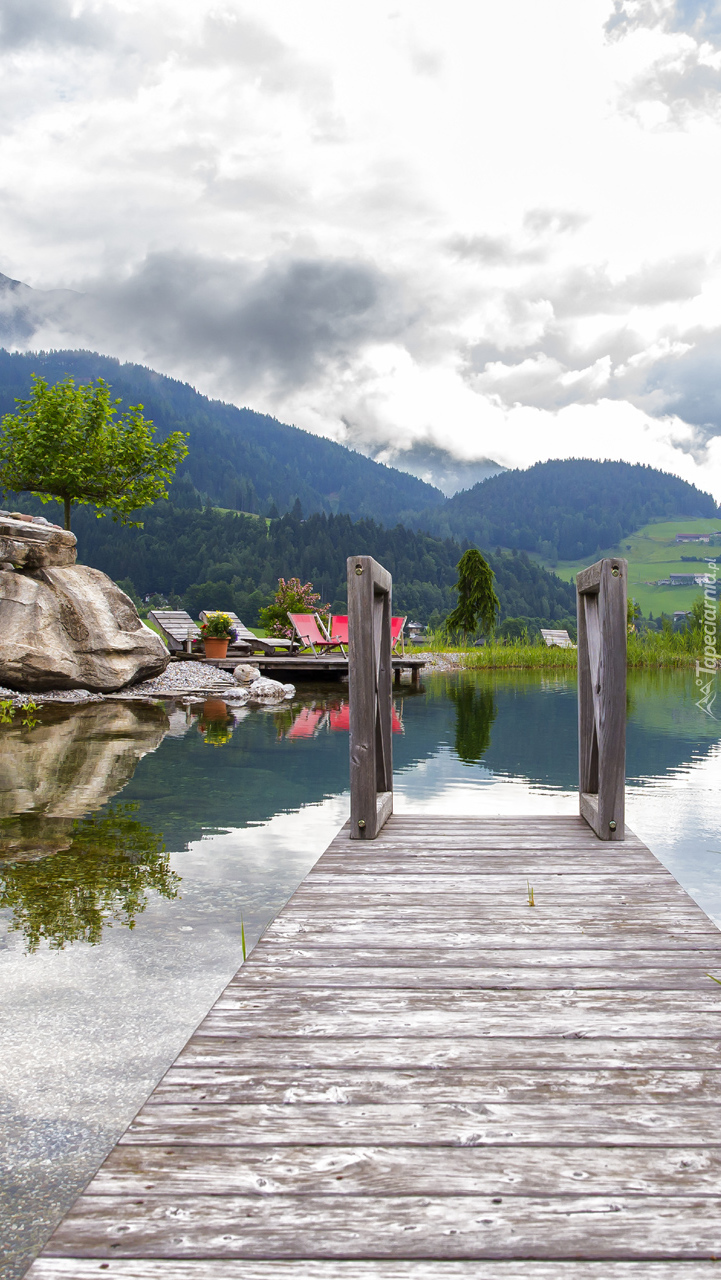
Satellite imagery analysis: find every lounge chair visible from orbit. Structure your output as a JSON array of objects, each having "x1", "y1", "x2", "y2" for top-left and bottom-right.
[
  {"x1": 288, "y1": 612, "x2": 346, "y2": 656},
  {"x1": 148, "y1": 610, "x2": 199, "y2": 653},
  {"x1": 540, "y1": 628, "x2": 576, "y2": 649},
  {"x1": 199, "y1": 611, "x2": 295, "y2": 656},
  {"x1": 326, "y1": 614, "x2": 407, "y2": 655}
]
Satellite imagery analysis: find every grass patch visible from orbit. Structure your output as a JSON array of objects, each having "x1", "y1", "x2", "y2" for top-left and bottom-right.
[
  {"x1": 536, "y1": 517, "x2": 721, "y2": 617},
  {"x1": 420, "y1": 628, "x2": 705, "y2": 669}
]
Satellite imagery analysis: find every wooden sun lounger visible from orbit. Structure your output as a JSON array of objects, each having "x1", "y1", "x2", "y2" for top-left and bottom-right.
[
  {"x1": 147, "y1": 609, "x2": 199, "y2": 652},
  {"x1": 199, "y1": 611, "x2": 296, "y2": 656},
  {"x1": 540, "y1": 627, "x2": 576, "y2": 649}
]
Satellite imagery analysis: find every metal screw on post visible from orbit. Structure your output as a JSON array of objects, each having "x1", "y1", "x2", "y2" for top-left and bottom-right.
[
  {"x1": 609, "y1": 820, "x2": 617, "y2": 831},
  {"x1": 355, "y1": 565, "x2": 363, "y2": 575},
  {"x1": 358, "y1": 819, "x2": 366, "y2": 830}
]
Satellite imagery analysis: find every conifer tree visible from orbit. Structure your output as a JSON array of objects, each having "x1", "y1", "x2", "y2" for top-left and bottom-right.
[{"x1": 446, "y1": 548, "x2": 499, "y2": 639}]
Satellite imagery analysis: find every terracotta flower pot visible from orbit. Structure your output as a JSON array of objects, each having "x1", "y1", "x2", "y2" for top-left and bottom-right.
[{"x1": 203, "y1": 638, "x2": 229, "y2": 659}]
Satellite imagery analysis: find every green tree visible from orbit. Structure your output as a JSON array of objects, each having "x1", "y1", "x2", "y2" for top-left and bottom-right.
[
  {"x1": 445, "y1": 548, "x2": 500, "y2": 639},
  {"x1": 0, "y1": 375, "x2": 188, "y2": 530}
]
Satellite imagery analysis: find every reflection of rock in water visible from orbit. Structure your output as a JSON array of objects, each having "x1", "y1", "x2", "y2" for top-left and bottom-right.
[
  {"x1": 0, "y1": 803, "x2": 180, "y2": 951},
  {"x1": 0, "y1": 702, "x2": 168, "y2": 860}
]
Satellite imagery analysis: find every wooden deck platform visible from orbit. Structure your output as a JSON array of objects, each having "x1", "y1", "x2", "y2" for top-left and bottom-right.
[
  {"x1": 171, "y1": 654, "x2": 427, "y2": 682},
  {"x1": 29, "y1": 814, "x2": 721, "y2": 1277}
]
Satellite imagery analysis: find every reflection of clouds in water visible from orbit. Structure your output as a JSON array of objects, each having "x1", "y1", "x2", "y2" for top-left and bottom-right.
[
  {"x1": 172, "y1": 793, "x2": 349, "y2": 882},
  {"x1": 394, "y1": 745, "x2": 577, "y2": 815},
  {"x1": 627, "y1": 743, "x2": 721, "y2": 925}
]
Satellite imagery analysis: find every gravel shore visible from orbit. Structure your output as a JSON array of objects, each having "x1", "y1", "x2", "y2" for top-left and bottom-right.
[
  {"x1": 0, "y1": 653, "x2": 463, "y2": 708},
  {"x1": 0, "y1": 661, "x2": 239, "y2": 707}
]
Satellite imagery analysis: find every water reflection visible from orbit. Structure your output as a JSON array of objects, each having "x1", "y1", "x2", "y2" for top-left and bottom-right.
[
  {"x1": 283, "y1": 697, "x2": 403, "y2": 740},
  {"x1": 0, "y1": 701, "x2": 168, "y2": 843},
  {"x1": 447, "y1": 681, "x2": 497, "y2": 764},
  {"x1": 0, "y1": 702, "x2": 174, "y2": 951},
  {"x1": 0, "y1": 804, "x2": 178, "y2": 952}
]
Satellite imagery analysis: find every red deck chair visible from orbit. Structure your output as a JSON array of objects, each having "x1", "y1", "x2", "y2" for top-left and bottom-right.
[
  {"x1": 329, "y1": 614, "x2": 406, "y2": 655},
  {"x1": 286, "y1": 707, "x2": 324, "y2": 740},
  {"x1": 288, "y1": 613, "x2": 346, "y2": 656}
]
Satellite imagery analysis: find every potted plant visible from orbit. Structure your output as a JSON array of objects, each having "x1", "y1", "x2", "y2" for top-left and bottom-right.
[{"x1": 200, "y1": 611, "x2": 234, "y2": 659}]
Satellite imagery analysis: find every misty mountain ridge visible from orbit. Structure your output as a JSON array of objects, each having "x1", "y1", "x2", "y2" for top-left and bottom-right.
[
  {"x1": 0, "y1": 348, "x2": 445, "y2": 527},
  {"x1": 370, "y1": 442, "x2": 505, "y2": 496},
  {"x1": 0, "y1": 348, "x2": 717, "y2": 565}
]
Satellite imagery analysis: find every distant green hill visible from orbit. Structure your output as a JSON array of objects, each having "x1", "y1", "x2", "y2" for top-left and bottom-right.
[
  {"x1": 546, "y1": 517, "x2": 721, "y2": 617},
  {"x1": 0, "y1": 349, "x2": 444, "y2": 526},
  {"x1": 55, "y1": 502, "x2": 576, "y2": 629},
  {"x1": 415, "y1": 458, "x2": 718, "y2": 559}
]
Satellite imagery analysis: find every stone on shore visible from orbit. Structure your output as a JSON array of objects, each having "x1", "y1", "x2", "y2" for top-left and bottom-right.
[
  {"x1": 0, "y1": 513, "x2": 77, "y2": 570},
  {"x1": 233, "y1": 663, "x2": 259, "y2": 685},
  {"x1": 0, "y1": 565, "x2": 169, "y2": 692},
  {"x1": 246, "y1": 676, "x2": 295, "y2": 702}
]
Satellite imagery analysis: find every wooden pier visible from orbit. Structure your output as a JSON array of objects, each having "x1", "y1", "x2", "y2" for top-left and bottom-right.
[
  {"x1": 27, "y1": 557, "x2": 721, "y2": 1275},
  {"x1": 28, "y1": 813, "x2": 721, "y2": 1275}
]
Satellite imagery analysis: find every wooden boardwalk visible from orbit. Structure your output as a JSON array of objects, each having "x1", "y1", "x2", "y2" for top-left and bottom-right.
[{"x1": 29, "y1": 813, "x2": 721, "y2": 1278}]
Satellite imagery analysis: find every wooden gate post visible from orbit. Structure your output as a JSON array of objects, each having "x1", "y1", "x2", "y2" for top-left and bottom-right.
[
  {"x1": 576, "y1": 557, "x2": 627, "y2": 840},
  {"x1": 347, "y1": 555, "x2": 393, "y2": 839}
]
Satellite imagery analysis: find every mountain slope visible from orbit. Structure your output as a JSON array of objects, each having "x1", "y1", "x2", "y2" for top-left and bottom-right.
[
  {"x1": 0, "y1": 349, "x2": 444, "y2": 525},
  {"x1": 416, "y1": 458, "x2": 718, "y2": 559},
  {"x1": 62, "y1": 502, "x2": 577, "y2": 628}
]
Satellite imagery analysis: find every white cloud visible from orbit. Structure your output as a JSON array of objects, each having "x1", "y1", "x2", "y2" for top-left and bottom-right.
[{"x1": 1, "y1": 0, "x2": 721, "y2": 498}]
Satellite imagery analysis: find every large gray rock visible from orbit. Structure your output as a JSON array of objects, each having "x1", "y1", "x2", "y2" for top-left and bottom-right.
[
  {"x1": 0, "y1": 513, "x2": 77, "y2": 569},
  {"x1": 0, "y1": 565, "x2": 169, "y2": 692}
]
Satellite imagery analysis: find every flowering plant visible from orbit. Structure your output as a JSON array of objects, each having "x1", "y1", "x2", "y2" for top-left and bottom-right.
[
  {"x1": 200, "y1": 611, "x2": 234, "y2": 640},
  {"x1": 259, "y1": 578, "x2": 330, "y2": 639}
]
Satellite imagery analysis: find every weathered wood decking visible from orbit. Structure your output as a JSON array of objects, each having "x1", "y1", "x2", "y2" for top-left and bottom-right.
[{"x1": 29, "y1": 813, "x2": 721, "y2": 1278}]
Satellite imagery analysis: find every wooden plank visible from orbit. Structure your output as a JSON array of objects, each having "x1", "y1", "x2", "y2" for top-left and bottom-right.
[
  {"x1": 26, "y1": 1260, "x2": 721, "y2": 1278},
  {"x1": 229, "y1": 964, "x2": 721, "y2": 990},
  {"x1": 119, "y1": 1102, "x2": 721, "y2": 1146},
  {"x1": 150, "y1": 1067, "x2": 721, "y2": 1105},
  {"x1": 177, "y1": 1036, "x2": 721, "y2": 1070},
  {"x1": 39, "y1": 1193, "x2": 721, "y2": 1258},
  {"x1": 302, "y1": 874, "x2": 681, "y2": 892},
  {"x1": 85, "y1": 1141, "x2": 721, "y2": 1196},
  {"x1": 247, "y1": 944, "x2": 721, "y2": 969},
  {"x1": 265, "y1": 908, "x2": 710, "y2": 927},
  {"x1": 261, "y1": 921, "x2": 721, "y2": 946},
  {"x1": 212, "y1": 988, "x2": 721, "y2": 1014},
  {"x1": 315, "y1": 856, "x2": 664, "y2": 871},
  {"x1": 292, "y1": 888, "x2": 694, "y2": 907},
  {"x1": 201, "y1": 1010, "x2": 721, "y2": 1038}
]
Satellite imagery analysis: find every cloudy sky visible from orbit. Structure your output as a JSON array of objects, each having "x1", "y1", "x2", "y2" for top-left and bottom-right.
[{"x1": 1, "y1": 0, "x2": 721, "y2": 497}]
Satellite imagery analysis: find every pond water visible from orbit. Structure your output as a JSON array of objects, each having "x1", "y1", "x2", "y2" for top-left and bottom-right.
[{"x1": 1, "y1": 668, "x2": 720, "y2": 1277}]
